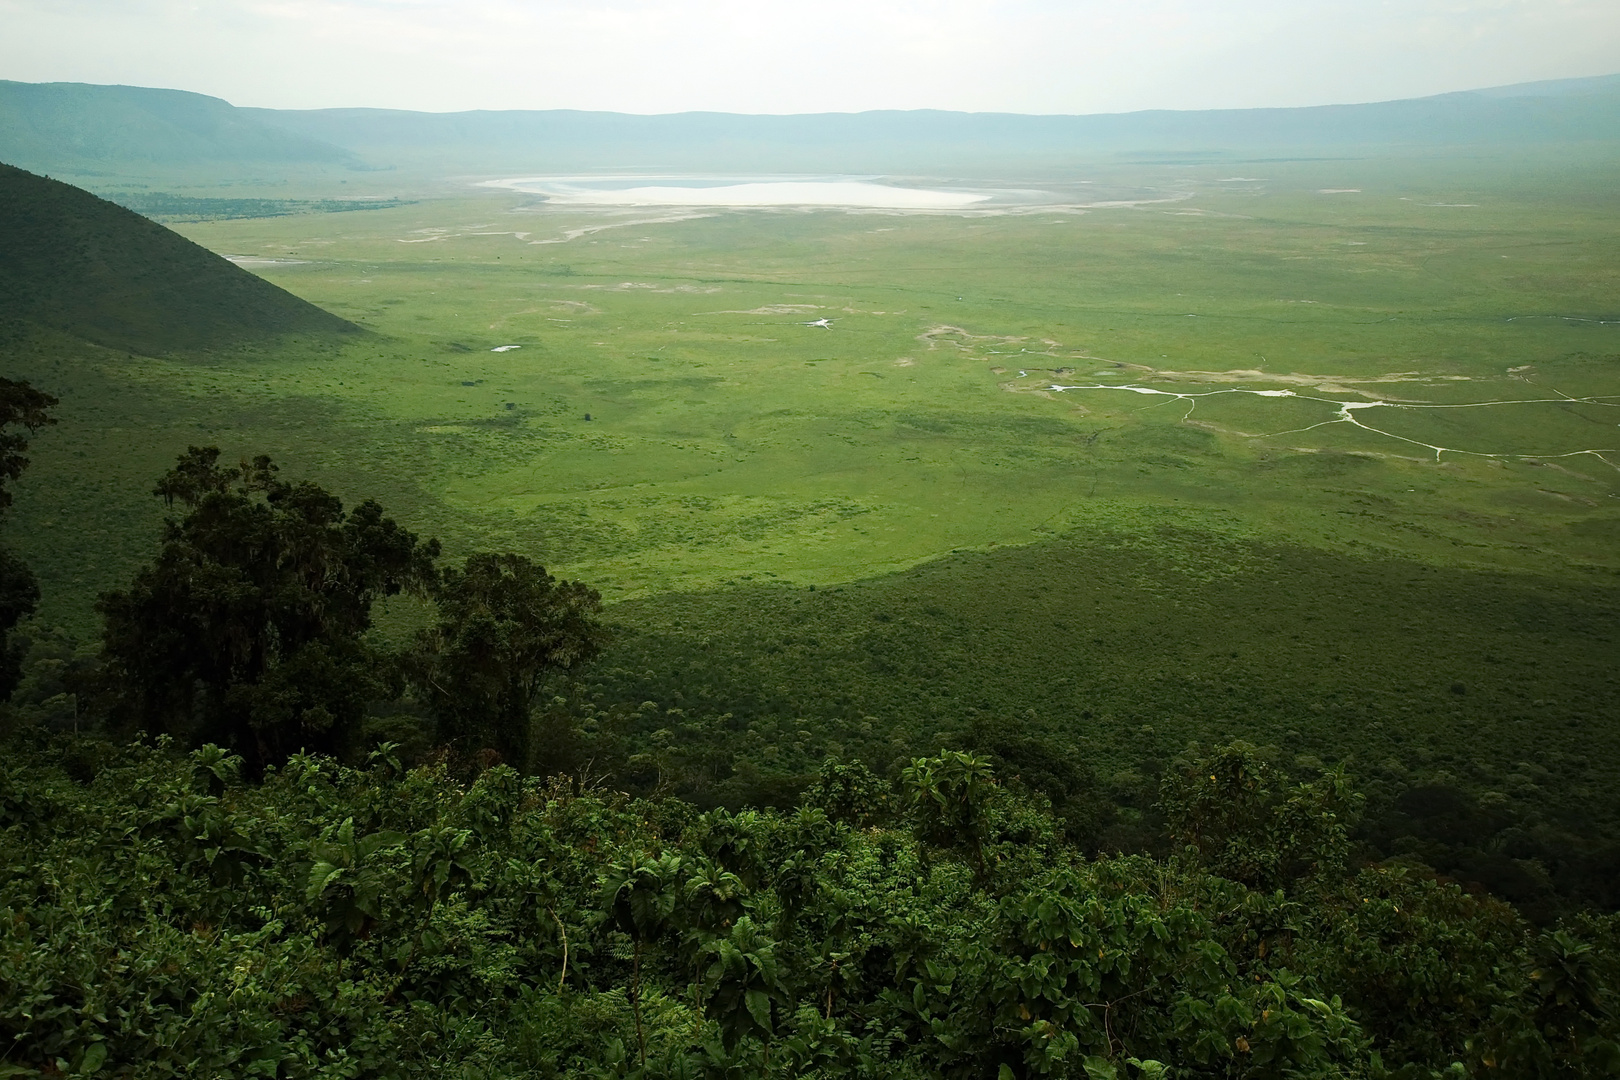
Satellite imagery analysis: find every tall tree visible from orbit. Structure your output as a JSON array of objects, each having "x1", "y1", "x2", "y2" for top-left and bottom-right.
[
  {"x1": 0, "y1": 378, "x2": 57, "y2": 699},
  {"x1": 412, "y1": 552, "x2": 607, "y2": 770},
  {"x1": 98, "y1": 447, "x2": 439, "y2": 768},
  {"x1": 0, "y1": 377, "x2": 58, "y2": 512}
]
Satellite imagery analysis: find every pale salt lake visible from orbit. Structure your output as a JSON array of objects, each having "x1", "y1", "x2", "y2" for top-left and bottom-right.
[{"x1": 478, "y1": 176, "x2": 996, "y2": 209}]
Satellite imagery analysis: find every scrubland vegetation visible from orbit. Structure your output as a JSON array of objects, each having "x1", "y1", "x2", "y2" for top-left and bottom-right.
[{"x1": 5, "y1": 735, "x2": 1619, "y2": 1079}]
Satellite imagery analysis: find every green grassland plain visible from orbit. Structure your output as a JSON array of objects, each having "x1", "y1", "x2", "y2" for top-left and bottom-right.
[
  {"x1": 16, "y1": 153, "x2": 1620, "y2": 609},
  {"x1": 5, "y1": 152, "x2": 1619, "y2": 877}
]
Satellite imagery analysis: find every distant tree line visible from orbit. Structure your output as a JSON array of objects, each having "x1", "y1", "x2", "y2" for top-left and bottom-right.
[{"x1": 107, "y1": 193, "x2": 410, "y2": 224}]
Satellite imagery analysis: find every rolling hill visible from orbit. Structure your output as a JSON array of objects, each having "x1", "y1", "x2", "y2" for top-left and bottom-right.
[{"x1": 0, "y1": 162, "x2": 359, "y2": 354}]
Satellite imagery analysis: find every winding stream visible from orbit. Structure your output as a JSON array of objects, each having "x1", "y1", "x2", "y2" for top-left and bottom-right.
[{"x1": 1045, "y1": 382, "x2": 1620, "y2": 470}]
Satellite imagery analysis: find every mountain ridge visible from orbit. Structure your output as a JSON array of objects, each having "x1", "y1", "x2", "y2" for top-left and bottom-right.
[
  {"x1": 0, "y1": 80, "x2": 355, "y2": 173},
  {"x1": 3, "y1": 74, "x2": 1617, "y2": 177}
]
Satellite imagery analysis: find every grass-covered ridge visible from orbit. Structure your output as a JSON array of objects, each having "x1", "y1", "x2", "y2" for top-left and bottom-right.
[{"x1": 0, "y1": 162, "x2": 359, "y2": 354}]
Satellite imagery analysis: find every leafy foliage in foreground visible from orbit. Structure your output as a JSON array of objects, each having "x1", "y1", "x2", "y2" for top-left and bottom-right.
[{"x1": 2, "y1": 737, "x2": 1616, "y2": 1079}]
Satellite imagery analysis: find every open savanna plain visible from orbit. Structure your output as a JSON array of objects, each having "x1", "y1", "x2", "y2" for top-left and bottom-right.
[{"x1": 7, "y1": 152, "x2": 1620, "y2": 903}]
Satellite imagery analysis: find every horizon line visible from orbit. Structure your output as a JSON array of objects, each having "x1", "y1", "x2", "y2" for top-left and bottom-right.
[{"x1": 5, "y1": 70, "x2": 1618, "y2": 122}]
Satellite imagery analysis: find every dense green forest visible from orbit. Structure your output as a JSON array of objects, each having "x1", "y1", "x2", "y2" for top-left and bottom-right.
[
  {"x1": 5, "y1": 733, "x2": 1618, "y2": 1079},
  {"x1": 575, "y1": 536, "x2": 1620, "y2": 916}
]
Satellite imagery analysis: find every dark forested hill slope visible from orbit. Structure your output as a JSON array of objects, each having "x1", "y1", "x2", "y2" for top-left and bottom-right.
[{"x1": 0, "y1": 163, "x2": 358, "y2": 354}]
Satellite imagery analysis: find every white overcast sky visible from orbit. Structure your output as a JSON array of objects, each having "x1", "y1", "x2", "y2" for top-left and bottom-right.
[{"x1": 2, "y1": 0, "x2": 1617, "y2": 115}]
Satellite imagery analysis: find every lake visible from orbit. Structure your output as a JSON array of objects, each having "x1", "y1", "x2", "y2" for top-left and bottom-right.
[{"x1": 479, "y1": 175, "x2": 993, "y2": 209}]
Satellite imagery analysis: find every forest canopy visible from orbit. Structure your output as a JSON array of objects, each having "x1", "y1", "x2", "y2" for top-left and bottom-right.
[{"x1": 2, "y1": 737, "x2": 1617, "y2": 1078}]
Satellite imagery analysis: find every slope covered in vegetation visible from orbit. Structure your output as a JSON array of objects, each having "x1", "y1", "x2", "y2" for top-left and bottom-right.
[
  {"x1": 580, "y1": 533, "x2": 1620, "y2": 916},
  {"x1": 2, "y1": 424, "x2": 1617, "y2": 1076},
  {"x1": 0, "y1": 163, "x2": 358, "y2": 354},
  {"x1": 3, "y1": 737, "x2": 1617, "y2": 1079}
]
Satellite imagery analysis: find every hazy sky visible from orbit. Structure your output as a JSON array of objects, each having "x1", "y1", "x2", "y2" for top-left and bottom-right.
[{"x1": 2, "y1": 0, "x2": 1617, "y2": 114}]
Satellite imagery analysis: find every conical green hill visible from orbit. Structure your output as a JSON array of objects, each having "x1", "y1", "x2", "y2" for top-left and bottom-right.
[{"x1": 0, "y1": 161, "x2": 358, "y2": 354}]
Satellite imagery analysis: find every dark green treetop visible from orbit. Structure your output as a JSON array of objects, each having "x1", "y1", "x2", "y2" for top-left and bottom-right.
[
  {"x1": 0, "y1": 377, "x2": 56, "y2": 700},
  {"x1": 97, "y1": 447, "x2": 439, "y2": 769},
  {"x1": 0, "y1": 377, "x2": 57, "y2": 511},
  {"x1": 411, "y1": 552, "x2": 607, "y2": 770}
]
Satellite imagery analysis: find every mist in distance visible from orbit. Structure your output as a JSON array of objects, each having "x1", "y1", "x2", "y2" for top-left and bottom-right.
[{"x1": 2, "y1": 0, "x2": 1619, "y2": 116}]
